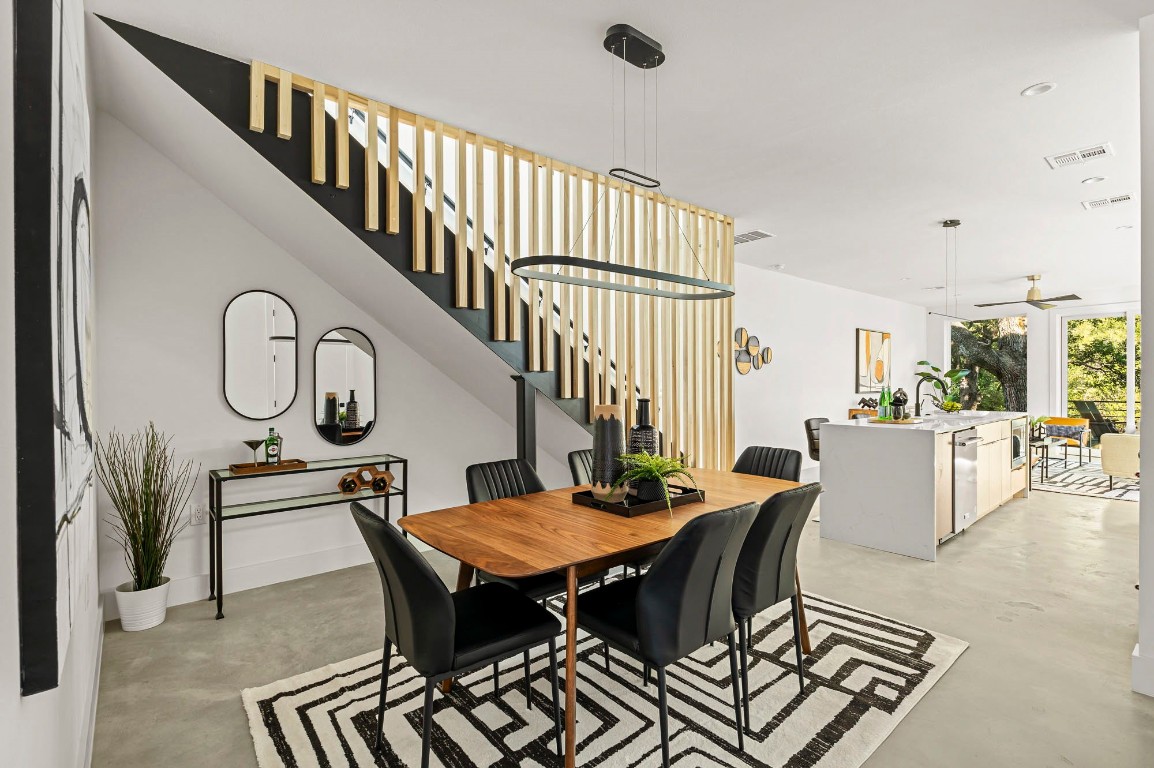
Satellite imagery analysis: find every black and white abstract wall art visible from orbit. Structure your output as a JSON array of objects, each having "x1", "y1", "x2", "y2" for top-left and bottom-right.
[{"x1": 14, "y1": 0, "x2": 96, "y2": 695}]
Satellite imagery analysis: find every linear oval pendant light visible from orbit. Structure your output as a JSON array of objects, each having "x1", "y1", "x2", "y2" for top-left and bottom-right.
[{"x1": 510, "y1": 24, "x2": 735, "y2": 301}]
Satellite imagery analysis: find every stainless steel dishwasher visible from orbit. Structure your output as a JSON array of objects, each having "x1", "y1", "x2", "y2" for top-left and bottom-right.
[{"x1": 953, "y1": 428, "x2": 981, "y2": 533}]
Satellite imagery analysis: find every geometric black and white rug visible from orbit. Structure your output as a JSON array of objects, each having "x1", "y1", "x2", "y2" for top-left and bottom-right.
[
  {"x1": 1032, "y1": 458, "x2": 1139, "y2": 502},
  {"x1": 242, "y1": 594, "x2": 966, "y2": 767}
]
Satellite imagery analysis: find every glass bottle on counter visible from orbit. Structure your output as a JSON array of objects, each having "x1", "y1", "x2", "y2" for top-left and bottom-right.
[
  {"x1": 878, "y1": 386, "x2": 892, "y2": 420},
  {"x1": 264, "y1": 427, "x2": 282, "y2": 465}
]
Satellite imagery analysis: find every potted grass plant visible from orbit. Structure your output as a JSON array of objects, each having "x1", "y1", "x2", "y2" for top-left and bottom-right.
[
  {"x1": 95, "y1": 422, "x2": 199, "y2": 631},
  {"x1": 610, "y1": 452, "x2": 701, "y2": 515}
]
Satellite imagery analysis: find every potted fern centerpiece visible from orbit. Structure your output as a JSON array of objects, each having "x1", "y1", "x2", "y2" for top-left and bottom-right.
[
  {"x1": 610, "y1": 452, "x2": 701, "y2": 515},
  {"x1": 95, "y1": 423, "x2": 199, "y2": 631}
]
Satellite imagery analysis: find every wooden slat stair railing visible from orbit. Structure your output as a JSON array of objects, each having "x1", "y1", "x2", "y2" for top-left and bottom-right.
[{"x1": 247, "y1": 60, "x2": 737, "y2": 469}]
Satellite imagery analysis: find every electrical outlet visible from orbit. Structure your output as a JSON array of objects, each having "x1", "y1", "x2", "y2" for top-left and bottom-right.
[{"x1": 190, "y1": 505, "x2": 207, "y2": 526}]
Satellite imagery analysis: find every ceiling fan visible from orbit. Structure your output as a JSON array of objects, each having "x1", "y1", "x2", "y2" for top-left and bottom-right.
[{"x1": 974, "y1": 275, "x2": 1081, "y2": 311}]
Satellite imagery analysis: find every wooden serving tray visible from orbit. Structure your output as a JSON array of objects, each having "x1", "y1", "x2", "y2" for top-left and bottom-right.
[
  {"x1": 867, "y1": 417, "x2": 923, "y2": 425},
  {"x1": 571, "y1": 484, "x2": 704, "y2": 518},
  {"x1": 228, "y1": 459, "x2": 308, "y2": 475}
]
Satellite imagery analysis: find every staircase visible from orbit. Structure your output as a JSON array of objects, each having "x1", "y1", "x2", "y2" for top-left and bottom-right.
[{"x1": 100, "y1": 16, "x2": 736, "y2": 469}]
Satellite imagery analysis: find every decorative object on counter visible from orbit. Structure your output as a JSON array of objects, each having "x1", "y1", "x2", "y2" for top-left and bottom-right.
[
  {"x1": 95, "y1": 422, "x2": 199, "y2": 632},
  {"x1": 733, "y1": 326, "x2": 774, "y2": 375},
  {"x1": 628, "y1": 398, "x2": 662, "y2": 456},
  {"x1": 322, "y1": 392, "x2": 339, "y2": 424},
  {"x1": 856, "y1": 328, "x2": 891, "y2": 393},
  {"x1": 345, "y1": 390, "x2": 360, "y2": 429},
  {"x1": 264, "y1": 427, "x2": 282, "y2": 464},
  {"x1": 337, "y1": 465, "x2": 396, "y2": 495},
  {"x1": 868, "y1": 416, "x2": 923, "y2": 425},
  {"x1": 610, "y1": 452, "x2": 701, "y2": 515},
  {"x1": 228, "y1": 458, "x2": 308, "y2": 475},
  {"x1": 913, "y1": 360, "x2": 970, "y2": 415},
  {"x1": 592, "y1": 405, "x2": 627, "y2": 502},
  {"x1": 242, "y1": 438, "x2": 264, "y2": 467},
  {"x1": 891, "y1": 388, "x2": 909, "y2": 421},
  {"x1": 858, "y1": 397, "x2": 879, "y2": 409},
  {"x1": 572, "y1": 482, "x2": 704, "y2": 518},
  {"x1": 877, "y1": 385, "x2": 893, "y2": 420}
]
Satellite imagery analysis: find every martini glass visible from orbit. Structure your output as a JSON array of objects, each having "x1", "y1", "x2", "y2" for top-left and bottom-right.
[{"x1": 242, "y1": 439, "x2": 264, "y2": 467}]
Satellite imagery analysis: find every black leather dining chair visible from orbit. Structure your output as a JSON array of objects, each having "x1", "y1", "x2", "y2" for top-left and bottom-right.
[
  {"x1": 803, "y1": 418, "x2": 828, "y2": 462},
  {"x1": 569, "y1": 502, "x2": 759, "y2": 766},
  {"x1": 351, "y1": 503, "x2": 564, "y2": 765},
  {"x1": 732, "y1": 445, "x2": 802, "y2": 482},
  {"x1": 732, "y1": 483, "x2": 821, "y2": 731},
  {"x1": 567, "y1": 448, "x2": 593, "y2": 486},
  {"x1": 466, "y1": 458, "x2": 606, "y2": 602}
]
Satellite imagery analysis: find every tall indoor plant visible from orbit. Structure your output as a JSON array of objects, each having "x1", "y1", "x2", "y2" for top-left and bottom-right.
[{"x1": 96, "y1": 422, "x2": 199, "y2": 631}]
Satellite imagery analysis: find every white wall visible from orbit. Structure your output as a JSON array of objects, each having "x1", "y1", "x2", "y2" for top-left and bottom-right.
[
  {"x1": 1135, "y1": 12, "x2": 1154, "y2": 698},
  {"x1": 93, "y1": 112, "x2": 571, "y2": 617},
  {"x1": 0, "y1": 1, "x2": 103, "y2": 764},
  {"x1": 734, "y1": 263, "x2": 928, "y2": 479}
]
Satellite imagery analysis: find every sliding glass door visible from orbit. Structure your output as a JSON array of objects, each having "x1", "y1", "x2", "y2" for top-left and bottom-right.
[{"x1": 1064, "y1": 309, "x2": 1140, "y2": 439}]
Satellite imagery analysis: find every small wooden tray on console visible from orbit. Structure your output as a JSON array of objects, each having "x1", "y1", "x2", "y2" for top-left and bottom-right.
[
  {"x1": 227, "y1": 459, "x2": 308, "y2": 475},
  {"x1": 571, "y1": 484, "x2": 704, "y2": 518}
]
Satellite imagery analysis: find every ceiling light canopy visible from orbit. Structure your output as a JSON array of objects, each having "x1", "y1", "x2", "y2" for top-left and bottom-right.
[
  {"x1": 510, "y1": 24, "x2": 735, "y2": 301},
  {"x1": 1021, "y1": 82, "x2": 1057, "y2": 97},
  {"x1": 1082, "y1": 176, "x2": 1107, "y2": 184}
]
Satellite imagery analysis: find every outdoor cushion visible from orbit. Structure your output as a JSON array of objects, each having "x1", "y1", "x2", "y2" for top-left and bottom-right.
[{"x1": 1045, "y1": 424, "x2": 1085, "y2": 439}]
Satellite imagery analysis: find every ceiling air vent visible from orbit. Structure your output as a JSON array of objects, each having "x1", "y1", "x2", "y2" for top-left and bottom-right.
[
  {"x1": 1081, "y1": 193, "x2": 1132, "y2": 210},
  {"x1": 734, "y1": 229, "x2": 774, "y2": 245},
  {"x1": 1045, "y1": 142, "x2": 1114, "y2": 169}
]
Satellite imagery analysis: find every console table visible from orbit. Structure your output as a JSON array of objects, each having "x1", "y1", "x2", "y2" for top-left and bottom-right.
[{"x1": 207, "y1": 453, "x2": 407, "y2": 619}]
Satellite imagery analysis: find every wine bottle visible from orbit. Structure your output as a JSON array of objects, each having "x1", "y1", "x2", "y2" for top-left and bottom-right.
[{"x1": 264, "y1": 427, "x2": 281, "y2": 465}]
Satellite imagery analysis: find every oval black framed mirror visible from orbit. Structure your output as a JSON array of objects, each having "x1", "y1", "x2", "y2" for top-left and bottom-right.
[
  {"x1": 223, "y1": 290, "x2": 298, "y2": 420},
  {"x1": 315, "y1": 328, "x2": 376, "y2": 445}
]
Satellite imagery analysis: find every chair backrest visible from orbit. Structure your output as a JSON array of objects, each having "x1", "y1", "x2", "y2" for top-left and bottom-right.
[
  {"x1": 803, "y1": 418, "x2": 829, "y2": 462},
  {"x1": 1073, "y1": 400, "x2": 1105, "y2": 421},
  {"x1": 636, "y1": 503, "x2": 758, "y2": 668},
  {"x1": 465, "y1": 458, "x2": 546, "y2": 503},
  {"x1": 732, "y1": 483, "x2": 821, "y2": 620},
  {"x1": 350, "y1": 503, "x2": 455, "y2": 676},
  {"x1": 732, "y1": 446, "x2": 802, "y2": 482},
  {"x1": 317, "y1": 423, "x2": 343, "y2": 444},
  {"x1": 568, "y1": 449, "x2": 594, "y2": 486}
]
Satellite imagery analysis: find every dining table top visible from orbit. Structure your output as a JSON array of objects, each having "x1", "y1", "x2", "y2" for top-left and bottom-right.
[{"x1": 399, "y1": 467, "x2": 801, "y2": 578}]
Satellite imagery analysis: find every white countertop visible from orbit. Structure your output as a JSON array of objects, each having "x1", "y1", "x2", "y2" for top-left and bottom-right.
[{"x1": 824, "y1": 411, "x2": 1027, "y2": 434}]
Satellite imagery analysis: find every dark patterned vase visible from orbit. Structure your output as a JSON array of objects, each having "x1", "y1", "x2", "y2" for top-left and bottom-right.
[
  {"x1": 628, "y1": 398, "x2": 662, "y2": 456},
  {"x1": 592, "y1": 404, "x2": 627, "y2": 502}
]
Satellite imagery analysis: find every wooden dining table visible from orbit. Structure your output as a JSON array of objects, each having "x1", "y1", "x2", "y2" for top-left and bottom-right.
[{"x1": 399, "y1": 466, "x2": 803, "y2": 768}]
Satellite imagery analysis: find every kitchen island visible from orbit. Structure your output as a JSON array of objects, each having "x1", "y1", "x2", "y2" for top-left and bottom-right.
[{"x1": 819, "y1": 412, "x2": 1028, "y2": 561}]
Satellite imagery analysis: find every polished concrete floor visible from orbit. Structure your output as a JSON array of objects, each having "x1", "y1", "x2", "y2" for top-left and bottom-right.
[{"x1": 93, "y1": 489, "x2": 1154, "y2": 767}]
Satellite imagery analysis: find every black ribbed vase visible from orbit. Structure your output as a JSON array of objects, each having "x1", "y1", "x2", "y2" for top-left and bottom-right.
[
  {"x1": 628, "y1": 398, "x2": 662, "y2": 456},
  {"x1": 592, "y1": 405, "x2": 626, "y2": 502}
]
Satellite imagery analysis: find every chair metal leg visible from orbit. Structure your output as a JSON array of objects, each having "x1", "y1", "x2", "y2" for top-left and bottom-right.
[
  {"x1": 493, "y1": 661, "x2": 500, "y2": 697},
  {"x1": 656, "y1": 667, "x2": 670, "y2": 768},
  {"x1": 643, "y1": 663, "x2": 650, "y2": 686},
  {"x1": 1110, "y1": 476, "x2": 1114, "y2": 490},
  {"x1": 737, "y1": 618, "x2": 750, "y2": 735},
  {"x1": 604, "y1": 641, "x2": 611, "y2": 672},
  {"x1": 524, "y1": 650, "x2": 532, "y2": 711},
  {"x1": 727, "y1": 632, "x2": 745, "y2": 752},
  {"x1": 790, "y1": 595, "x2": 806, "y2": 694},
  {"x1": 420, "y1": 678, "x2": 435, "y2": 768},
  {"x1": 548, "y1": 638, "x2": 563, "y2": 758},
  {"x1": 375, "y1": 639, "x2": 392, "y2": 752}
]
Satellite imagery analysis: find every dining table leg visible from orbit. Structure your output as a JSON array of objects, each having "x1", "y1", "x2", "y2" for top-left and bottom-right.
[
  {"x1": 564, "y1": 565, "x2": 578, "y2": 768},
  {"x1": 439, "y1": 563, "x2": 479, "y2": 694},
  {"x1": 794, "y1": 567, "x2": 812, "y2": 655}
]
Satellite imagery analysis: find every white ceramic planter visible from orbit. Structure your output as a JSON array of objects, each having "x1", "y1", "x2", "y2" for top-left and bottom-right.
[{"x1": 114, "y1": 577, "x2": 171, "y2": 631}]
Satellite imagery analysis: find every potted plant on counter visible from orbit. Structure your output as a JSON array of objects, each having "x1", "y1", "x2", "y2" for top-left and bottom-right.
[
  {"x1": 914, "y1": 361, "x2": 970, "y2": 414},
  {"x1": 95, "y1": 422, "x2": 199, "y2": 631},
  {"x1": 610, "y1": 452, "x2": 701, "y2": 515}
]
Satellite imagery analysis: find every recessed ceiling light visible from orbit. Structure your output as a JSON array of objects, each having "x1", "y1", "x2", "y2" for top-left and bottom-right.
[
  {"x1": 1117, "y1": 225, "x2": 1133, "y2": 230},
  {"x1": 899, "y1": 277, "x2": 912, "y2": 282},
  {"x1": 1021, "y1": 82, "x2": 1056, "y2": 97},
  {"x1": 1082, "y1": 176, "x2": 1107, "y2": 184},
  {"x1": 767, "y1": 263, "x2": 785, "y2": 271},
  {"x1": 922, "y1": 286, "x2": 946, "y2": 291}
]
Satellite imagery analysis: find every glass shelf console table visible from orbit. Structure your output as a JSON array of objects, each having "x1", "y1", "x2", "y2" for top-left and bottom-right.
[{"x1": 207, "y1": 453, "x2": 407, "y2": 618}]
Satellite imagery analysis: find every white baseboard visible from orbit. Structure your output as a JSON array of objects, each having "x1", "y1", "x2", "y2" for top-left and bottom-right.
[
  {"x1": 1133, "y1": 644, "x2": 1154, "y2": 697},
  {"x1": 100, "y1": 538, "x2": 431, "y2": 622},
  {"x1": 81, "y1": 596, "x2": 103, "y2": 768}
]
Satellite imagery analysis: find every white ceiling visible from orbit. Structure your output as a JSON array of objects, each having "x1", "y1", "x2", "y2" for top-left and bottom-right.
[{"x1": 87, "y1": 0, "x2": 1154, "y2": 316}]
